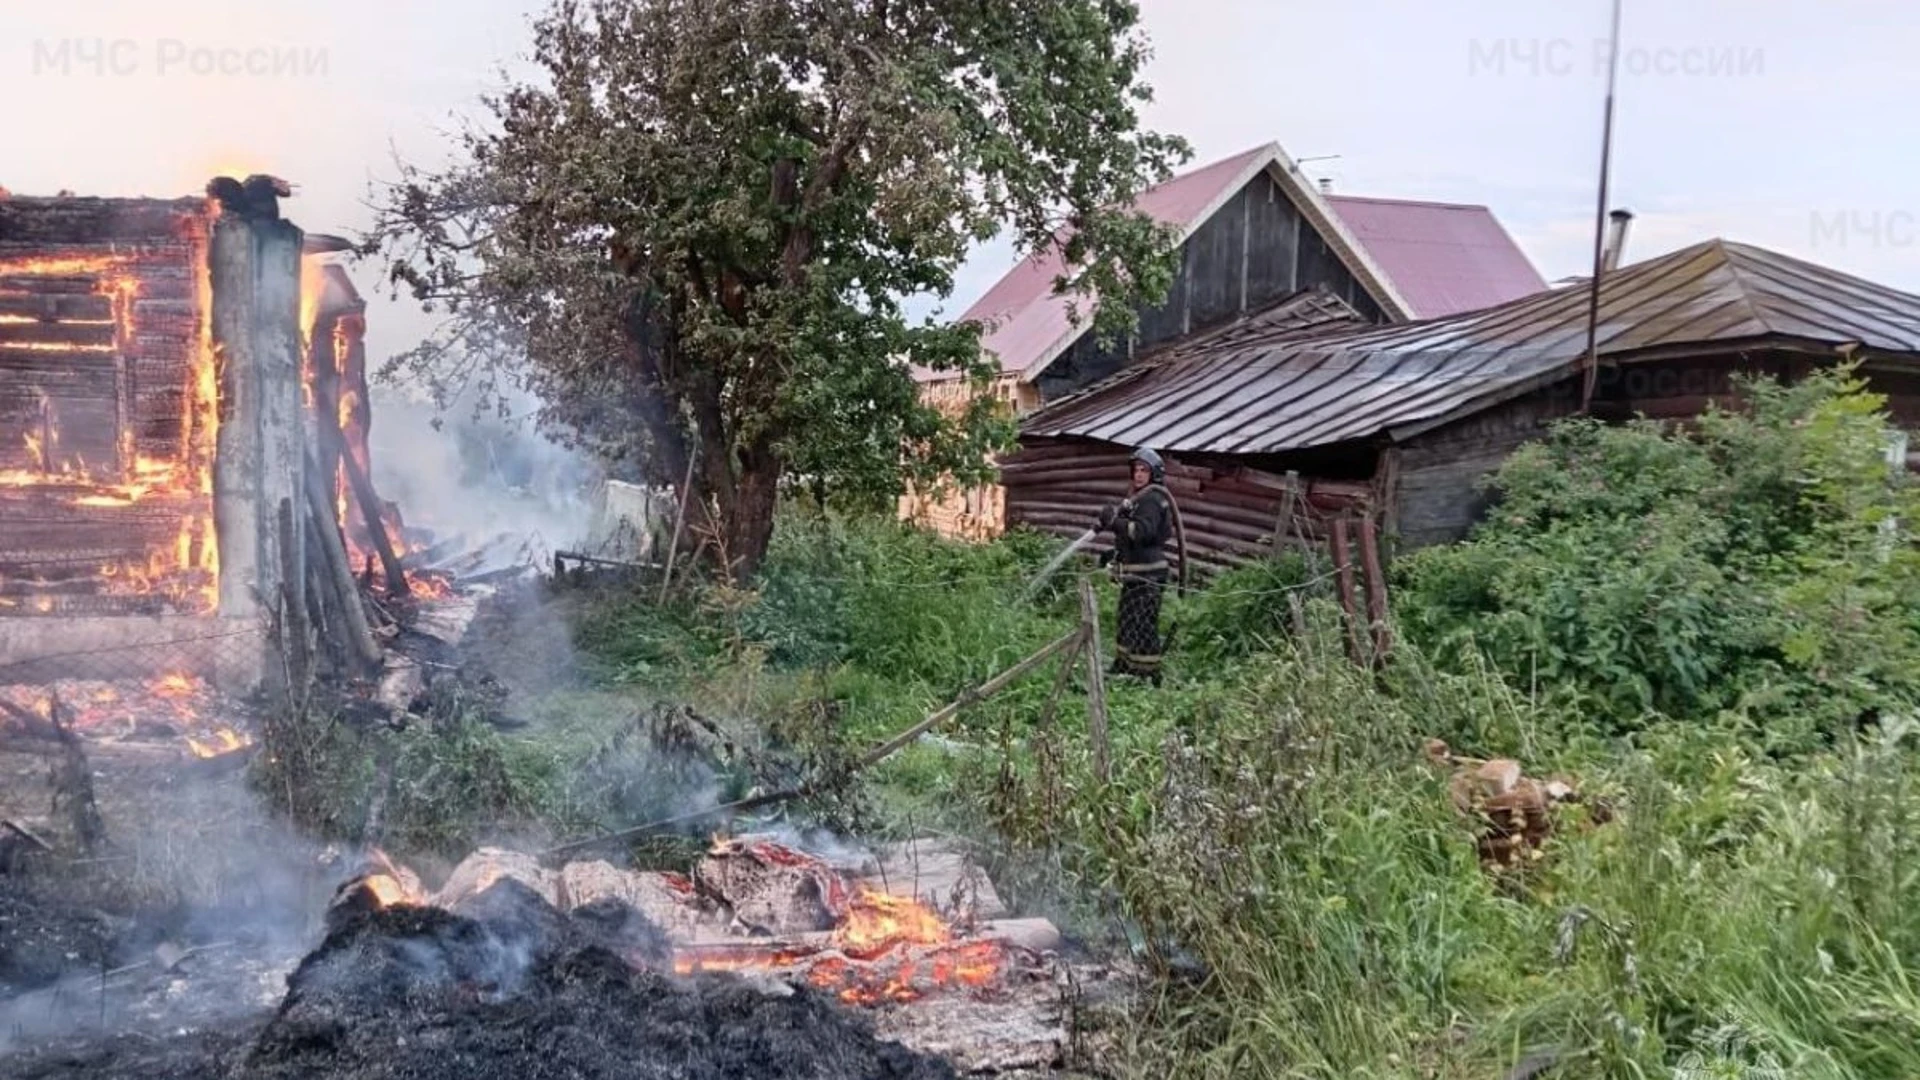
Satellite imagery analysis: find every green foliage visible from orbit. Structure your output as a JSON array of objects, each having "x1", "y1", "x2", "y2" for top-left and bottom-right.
[
  {"x1": 1396, "y1": 368, "x2": 1920, "y2": 750},
  {"x1": 975, "y1": 616, "x2": 1920, "y2": 1078},
  {"x1": 1169, "y1": 551, "x2": 1317, "y2": 668},
  {"x1": 495, "y1": 488, "x2": 1920, "y2": 1077},
  {"x1": 252, "y1": 703, "x2": 566, "y2": 857},
  {"x1": 365, "y1": 0, "x2": 1190, "y2": 573}
]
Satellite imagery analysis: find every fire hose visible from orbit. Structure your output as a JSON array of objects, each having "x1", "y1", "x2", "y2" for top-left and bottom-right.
[{"x1": 1017, "y1": 484, "x2": 1190, "y2": 600}]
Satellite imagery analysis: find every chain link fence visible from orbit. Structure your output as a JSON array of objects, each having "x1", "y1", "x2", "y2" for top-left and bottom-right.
[{"x1": 0, "y1": 619, "x2": 269, "y2": 689}]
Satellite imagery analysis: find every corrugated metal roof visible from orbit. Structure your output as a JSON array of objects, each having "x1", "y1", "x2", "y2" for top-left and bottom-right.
[
  {"x1": 917, "y1": 142, "x2": 1412, "y2": 384},
  {"x1": 1324, "y1": 195, "x2": 1548, "y2": 318},
  {"x1": 1021, "y1": 239, "x2": 1920, "y2": 455}
]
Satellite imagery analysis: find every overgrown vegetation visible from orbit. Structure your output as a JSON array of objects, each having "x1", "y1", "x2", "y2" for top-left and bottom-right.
[
  {"x1": 259, "y1": 370, "x2": 1920, "y2": 1076},
  {"x1": 1397, "y1": 367, "x2": 1920, "y2": 754}
]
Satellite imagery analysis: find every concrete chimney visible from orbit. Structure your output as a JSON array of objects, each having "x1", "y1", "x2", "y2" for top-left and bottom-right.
[
  {"x1": 1601, "y1": 208, "x2": 1634, "y2": 272},
  {"x1": 1317, "y1": 177, "x2": 1333, "y2": 195}
]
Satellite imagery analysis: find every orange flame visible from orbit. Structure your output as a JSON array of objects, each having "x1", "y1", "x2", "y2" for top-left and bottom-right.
[
  {"x1": 186, "y1": 727, "x2": 249, "y2": 758},
  {"x1": 833, "y1": 889, "x2": 952, "y2": 957},
  {"x1": 0, "y1": 225, "x2": 221, "y2": 615}
]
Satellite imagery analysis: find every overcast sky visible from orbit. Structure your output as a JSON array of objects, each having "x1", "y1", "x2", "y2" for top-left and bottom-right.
[{"x1": 3, "y1": 0, "x2": 1916, "y2": 369}]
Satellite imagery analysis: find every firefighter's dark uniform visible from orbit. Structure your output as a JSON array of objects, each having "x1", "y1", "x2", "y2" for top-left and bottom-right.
[{"x1": 1103, "y1": 485, "x2": 1173, "y2": 682}]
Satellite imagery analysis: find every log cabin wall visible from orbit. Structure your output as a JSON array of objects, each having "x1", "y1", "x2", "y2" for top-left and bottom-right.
[
  {"x1": 1001, "y1": 437, "x2": 1376, "y2": 575},
  {"x1": 0, "y1": 196, "x2": 215, "y2": 619}
]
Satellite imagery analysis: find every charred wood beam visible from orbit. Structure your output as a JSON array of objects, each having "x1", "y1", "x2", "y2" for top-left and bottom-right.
[
  {"x1": 339, "y1": 447, "x2": 409, "y2": 598},
  {"x1": 303, "y1": 445, "x2": 383, "y2": 673},
  {"x1": 0, "y1": 196, "x2": 203, "y2": 244}
]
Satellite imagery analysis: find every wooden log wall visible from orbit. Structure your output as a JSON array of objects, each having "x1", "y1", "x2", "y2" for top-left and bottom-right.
[
  {"x1": 0, "y1": 196, "x2": 212, "y2": 616},
  {"x1": 1001, "y1": 437, "x2": 1375, "y2": 576}
]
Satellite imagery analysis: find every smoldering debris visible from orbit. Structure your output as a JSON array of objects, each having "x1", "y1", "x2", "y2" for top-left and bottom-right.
[{"x1": 8, "y1": 879, "x2": 957, "y2": 1080}]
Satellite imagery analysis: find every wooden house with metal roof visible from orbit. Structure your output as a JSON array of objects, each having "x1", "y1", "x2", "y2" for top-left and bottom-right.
[
  {"x1": 1009, "y1": 239, "x2": 1920, "y2": 570},
  {"x1": 903, "y1": 141, "x2": 1546, "y2": 539}
]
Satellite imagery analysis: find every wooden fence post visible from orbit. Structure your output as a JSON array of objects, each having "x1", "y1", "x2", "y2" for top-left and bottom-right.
[
  {"x1": 1077, "y1": 576, "x2": 1112, "y2": 786},
  {"x1": 1360, "y1": 514, "x2": 1391, "y2": 665},
  {"x1": 1329, "y1": 516, "x2": 1364, "y2": 666}
]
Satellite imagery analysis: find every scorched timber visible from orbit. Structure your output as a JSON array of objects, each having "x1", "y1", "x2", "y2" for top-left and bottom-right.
[
  {"x1": 0, "y1": 196, "x2": 204, "y2": 243},
  {"x1": 0, "y1": 294, "x2": 113, "y2": 320}
]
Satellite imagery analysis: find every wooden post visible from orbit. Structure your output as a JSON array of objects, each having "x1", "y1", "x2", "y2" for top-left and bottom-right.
[
  {"x1": 340, "y1": 448, "x2": 410, "y2": 597},
  {"x1": 659, "y1": 442, "x2": 700, "y2": 603},
  {"x1": 1360, "y1": 514, "x2": 1391, "y2": 665},
  {"x1": 304, "y1": 447, "x2": 383, "y2": 671},
  {"x1": 1077, "y1": 576, "x2": 1111, "y2": 785},
  {"x1": 1329, "y1": 516, "x2": 1363, "y2": 666}
]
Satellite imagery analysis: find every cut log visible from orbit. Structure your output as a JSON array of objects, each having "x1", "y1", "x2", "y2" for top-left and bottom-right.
[
  {"x1": 695, "y1": 838, "x2": 845, "y2": 936},
  {"x1": 556, "y1": 860, "x2": 721, "y2": 941},
  {"x1": 433, "y1": 847, "x2": 561, "y2": 910}
]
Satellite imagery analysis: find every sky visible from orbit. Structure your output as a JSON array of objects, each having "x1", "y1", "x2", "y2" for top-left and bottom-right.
[{"x1": 3, "y1": 0, "x2": 1917, "y2": 374}]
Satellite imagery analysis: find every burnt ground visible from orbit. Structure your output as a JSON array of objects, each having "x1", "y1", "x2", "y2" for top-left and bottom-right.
[
  {"x1": 9, "y1": 878, "x2": 957, "y2": 1080},
  {"x1": 0, "y1": 735, "x2": 339, "y2": 1059}
]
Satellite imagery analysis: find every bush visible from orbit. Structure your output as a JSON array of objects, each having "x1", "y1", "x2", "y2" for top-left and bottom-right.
[{"x1": 1395, "y1": 368, "x2": 1920, "y2": 750}]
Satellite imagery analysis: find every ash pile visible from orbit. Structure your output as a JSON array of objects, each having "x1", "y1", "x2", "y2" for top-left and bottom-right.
[
  {"x1": 9, "y1": 874, "x2": 956, "y2": 1080},
  {"x1": 4, "y1": 833, "x2": 1126, "y2": 1078}
]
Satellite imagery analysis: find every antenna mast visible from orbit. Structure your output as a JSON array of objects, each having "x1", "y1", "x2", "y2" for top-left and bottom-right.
[{"x1": 1579, "y1": 0, "x2": 1626, "y2": 413}]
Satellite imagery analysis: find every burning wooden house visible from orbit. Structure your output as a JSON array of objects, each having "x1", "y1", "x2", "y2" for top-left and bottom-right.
[{"x1": 0, "y1": 182, "x2": 414, "y2": 697}]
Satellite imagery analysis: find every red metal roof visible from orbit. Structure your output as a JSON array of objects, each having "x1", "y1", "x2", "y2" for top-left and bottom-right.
[
  {"x1": 1324, "y1": 195, "x2": 1547, "y2": 319},
  {"x1": 917, "y1": 143, "x2": 1409, "y2": 384}
]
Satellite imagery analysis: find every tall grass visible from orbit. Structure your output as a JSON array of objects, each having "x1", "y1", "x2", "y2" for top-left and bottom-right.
[{"x1": 563, "y1": 496, "x2": 1920, "y2": 1078}]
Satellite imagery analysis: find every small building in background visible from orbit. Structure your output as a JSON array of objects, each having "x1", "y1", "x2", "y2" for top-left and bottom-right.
[{"x1": 902, "y1": 141, "x2": 1545, "y2": 540}]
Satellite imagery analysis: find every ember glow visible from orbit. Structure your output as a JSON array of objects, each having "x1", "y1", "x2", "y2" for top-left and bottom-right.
[
  {"x1": 0, "y1": 673, "x2": 254, "y2": 758},
  {"x1": 0, "y1": 229, "x2": 221, "y2": 615},
  {"x1": 335, "y1": 839, "x2": 1014, "y2": 1010}
]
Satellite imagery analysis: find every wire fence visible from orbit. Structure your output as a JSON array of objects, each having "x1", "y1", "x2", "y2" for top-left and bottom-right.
[{"x1": 0, "y1": 623, "x2": 267, "y2": 687}]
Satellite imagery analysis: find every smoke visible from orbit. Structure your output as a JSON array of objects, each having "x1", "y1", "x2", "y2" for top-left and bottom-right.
[
  {"x1": 366, "y1": 379, "x2": 606, "y2": 563},
  {"x1": 0, "y1": 769, "x2": 345, "y2": 1054}
]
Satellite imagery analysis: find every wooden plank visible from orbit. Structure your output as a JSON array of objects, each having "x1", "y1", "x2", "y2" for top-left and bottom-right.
[
  {"x1": 0, "y1": 347, "x2": 117, "y2": 375},
  {"x1": 1078, "y1": 578, "x2": 1110, "y2": 785},
  {"x1": 0, "y1": 197, "x2": 202, "y2": 244},
  {"x1": 0, "y1": 321, "x2": 115, "y2": 348},
  {"x1": 0, "y1": 276, "x2": 95, "y2": 294},
  {"x1": 0, "y1": 294, "x2": 111, "y2": 321}
]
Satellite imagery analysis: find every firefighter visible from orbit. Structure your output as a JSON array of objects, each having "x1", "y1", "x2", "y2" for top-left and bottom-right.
[{"x1": 1096, "y1": 447, "x2": 1176, "y2": 684}]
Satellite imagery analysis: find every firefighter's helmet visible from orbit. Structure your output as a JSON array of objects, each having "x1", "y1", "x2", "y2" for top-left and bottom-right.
[{"x1": 1130, "y1": 447, "x2": 1164, "y2": 485}]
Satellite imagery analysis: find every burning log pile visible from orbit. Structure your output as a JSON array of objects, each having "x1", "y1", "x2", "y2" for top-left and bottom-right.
[
  {"x1": 4, "y1": 833, "x2": 1106, "y2": 1079},
  {"x1": 6, "y1": 873, "x2": 961, "y2": 1080},
  {"x1": 330, "y1": 834, "x2": 1102, "y2": 1074}
]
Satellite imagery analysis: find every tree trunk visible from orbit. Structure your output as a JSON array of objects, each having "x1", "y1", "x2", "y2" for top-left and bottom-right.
[{"x1": 723, "y1": 454, "x2": 781, "y2": 581}]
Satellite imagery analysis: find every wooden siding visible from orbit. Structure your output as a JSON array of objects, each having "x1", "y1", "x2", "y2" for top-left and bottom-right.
[
  {"x1": 1033, "y1": 170, "x2": 1386, "y2": 403},
  {"x1": 898, "y1": 374, "x2": 1033, "y2": 541},
  {"x1": 1390, "y1": 352, "x2": 1920, "y2": 549}
]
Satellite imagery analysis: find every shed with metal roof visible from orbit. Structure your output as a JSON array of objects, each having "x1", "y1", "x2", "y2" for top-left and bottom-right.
[{"x1": 1006, "y1": 238, "x2": 1920, "y2": 567}]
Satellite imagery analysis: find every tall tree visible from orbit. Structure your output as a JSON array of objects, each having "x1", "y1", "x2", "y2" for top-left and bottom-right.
[{"x1": 366, "y1": 0, "x2": 1188, "y2": 578}]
